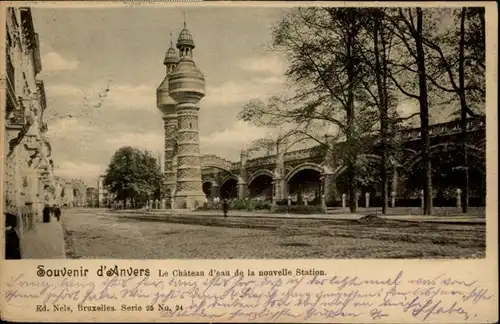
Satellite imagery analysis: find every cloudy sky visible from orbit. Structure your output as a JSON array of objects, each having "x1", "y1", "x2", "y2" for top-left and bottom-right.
[
  {"x1": 31, "y1": 4, "x2": 456, "y2": 188},
  {"x1": 32, "y1": 6, "x2": 293, "y2": 186}
]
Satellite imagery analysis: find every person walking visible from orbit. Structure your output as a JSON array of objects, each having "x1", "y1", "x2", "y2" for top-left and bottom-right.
[
  {"x1": 42, "y1": 205, "x2": 51, "y2": 223},
  {"x1": 54, "y1": 206, "x2": 62, "y2": 222}
]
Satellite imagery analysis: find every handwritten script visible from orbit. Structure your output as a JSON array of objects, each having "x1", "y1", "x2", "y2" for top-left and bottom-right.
[{"x1": 3, "y1": 270, "x2": 493, "y2": 322}]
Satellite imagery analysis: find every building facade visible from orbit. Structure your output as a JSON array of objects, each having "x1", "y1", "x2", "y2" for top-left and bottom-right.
[
  {"x1": 157, "y1": 22, "x2": 206, "y2": 210},
  {"x1": 52, "y1": 177, "x2": 86, "y2": 207},
  {"x1": 86, "y1": 187, "x2": 98, "y2": 207},
  {"x1": 3, "y1": 7, "x2": 57, "y2": 233},
  {"x1": 198, "y1": 119, "x2": 486, "y2": 208},
  {"x1": 153, "y1": 24, "x2": 486, "y2": 211},
  {"x1": 97, "y1": 175, "x2": 110, "y2": 207}
]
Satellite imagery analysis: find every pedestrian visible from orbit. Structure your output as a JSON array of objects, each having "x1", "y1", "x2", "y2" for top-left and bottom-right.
[
  {"x1": 54, "y1": 206, "x2": 62, "y2": 222},
  {"x1": 42, "y1": 205, "x2": 51, "y2": 223},
  {"x1": 5, "y1": 212, "x2": 21, "y2": 259},
  {"x1": 222, "y1": 197, "x2": 229, "y2": 217}
]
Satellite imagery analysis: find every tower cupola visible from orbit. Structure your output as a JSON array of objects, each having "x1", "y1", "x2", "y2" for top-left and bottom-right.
[
  {"x1": 169, "y1": 20, "x2": 205, "y2": 104},
  {"x1": 156, "y1": 33, "x2": 178, "y2": 115},
  {"x1": 163, "y1": 34, "x2": 179, "y2": 73},
  {"x1": 177, "y1": 20, "x2": 195, "y2": 58}
]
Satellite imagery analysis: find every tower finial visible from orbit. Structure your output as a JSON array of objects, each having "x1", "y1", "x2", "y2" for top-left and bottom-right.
[
  {"x1": 170, "y1": 32, "x2": 173, "y2": 47},
  {"x1": 183, "y1": 11, "x2": 186, "y2": 28}
]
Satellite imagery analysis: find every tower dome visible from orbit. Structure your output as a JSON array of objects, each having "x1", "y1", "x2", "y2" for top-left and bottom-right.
[
  {"x1": 157, "y1": 76, "x2": 177, "y2": 115},
  {"x1": 157, "y1": 35, "x2": 178, "y2": 115},
  {"x1": 163, "y1": 46, "x2": 178, "y2": 66},
  {"x1": 177, "y1": 21, "x2": 195, "y2": 49},
  {"x1": 168, "y1": 57, "x2": 205, "y2": 104},
  {"x1": 169, "y1": 21, "x2": 205, "y2": 104}
]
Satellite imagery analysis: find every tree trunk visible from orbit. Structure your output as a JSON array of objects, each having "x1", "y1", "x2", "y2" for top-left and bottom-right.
[
  {"x1": 415, "y1": 8, "x2": 433, "y2": 215},
  {"x1": 373, "y1": 15, "x2": 389, "y2": 214},
  {"x1": 459, "y1": 7, "x2": 469, "y2": 214},
  {"x1": 346, "y1": 13, "x2": 357, "y2": 213}
]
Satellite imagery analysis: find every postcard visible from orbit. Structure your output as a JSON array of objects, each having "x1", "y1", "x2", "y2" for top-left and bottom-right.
[{"x1": 1, "y1": 1, "x2": 497, "y2": 322}]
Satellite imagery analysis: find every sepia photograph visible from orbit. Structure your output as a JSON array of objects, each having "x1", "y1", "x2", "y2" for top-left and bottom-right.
[{"x1": 3, "y1": 4, "x2": 488, "y2": 261}]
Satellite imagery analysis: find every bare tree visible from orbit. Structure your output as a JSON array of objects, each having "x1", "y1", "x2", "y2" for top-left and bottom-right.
[
  {"x1": 387, "y1": 8, "x2": 433, "y2": 215},
  {"x1": 357, "y1": 8, "x2": 413, "y2": 214},
  {"x1": 421, "y1": 8, "x2": 485, "y2": 213},
  {"x1": 239, "y1": 8, "x2": 376, "y2": 213}
]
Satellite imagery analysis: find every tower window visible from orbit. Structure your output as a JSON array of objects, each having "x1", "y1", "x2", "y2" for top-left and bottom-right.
[{"x1": 189, "y1": 122, "x2": 192, "y2": 129}]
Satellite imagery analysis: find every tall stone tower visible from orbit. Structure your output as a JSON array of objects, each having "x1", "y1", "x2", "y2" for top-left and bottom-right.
[
  {"x1": 168, "y1": 21, "x2": 206, "y2": 209},
  {"x1": 156, "y1": 35, "x2": 179, "y2": 203}
]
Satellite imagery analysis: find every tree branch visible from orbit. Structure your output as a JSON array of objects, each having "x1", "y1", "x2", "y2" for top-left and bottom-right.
[{"x1": 388, "y1": 71, "x2": 420, "y2": 99}]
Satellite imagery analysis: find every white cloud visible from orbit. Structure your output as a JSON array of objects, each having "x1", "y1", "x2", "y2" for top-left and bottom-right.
[
  {"x1": 201, "y1": 54, "x2": 288, "y2": 109},
  {"x1": 45, "y1": 82, "x2": 156, "y2": 112},
  {"x1": 203, "y1": 77, "x2": 286, "y2": 108},
  {"x1": 200, "y1": 120, "x2": 273, "y2": 157},
  {"x1": 106, "y1": 84, "x2": 156, "y2": 111},
  {"x1": 238, "y1": 54, "x2": 288, "y2": 76},
  {"x1": 46, "y1": 118, "x2": 94, "y2": 137},
  {"x1": 42, "y1": 52, "x2": 80, "y2": 72},
  {"x1": 397, "y1": 100, "x2": 419, "y2": 115},
  {"x1": 105, "y1": 132, "x2": 164, "y2": 153},
  {"x1": 45, "y1": 84, "x2": 84, "y2": 98},
  {"x1": 54, "y1": 161, "x2": 106, "y2": 185}
]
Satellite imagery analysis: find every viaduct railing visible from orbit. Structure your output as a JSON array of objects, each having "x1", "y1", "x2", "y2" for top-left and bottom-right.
[{"x1": 201, "y1": 118, "x2": 486, "y2": 172}]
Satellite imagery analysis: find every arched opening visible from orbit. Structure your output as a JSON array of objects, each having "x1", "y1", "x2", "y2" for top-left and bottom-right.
[
  {"x1": 202, "y1": 181, "x2": 212, "y2": 199},
  {"x1": 405, "y1": 145, "x2": 485, "y2": 206},
  {"x1": 220, "y1": 178, "x2": 238, "y2": 199},
  {"x1": 248, "y1": 174, "x2": 273, "y2": 201},
  {"x1": 287, "y1": 169, "x2": 322, "y2": 205},
  {"x1": 333, "y1": 158, "x2": 381, "y2": 207}
]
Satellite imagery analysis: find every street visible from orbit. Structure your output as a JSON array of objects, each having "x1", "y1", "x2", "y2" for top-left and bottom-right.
[{"x1": 61, "y1": 208, "x2": 485, "y2": 259}]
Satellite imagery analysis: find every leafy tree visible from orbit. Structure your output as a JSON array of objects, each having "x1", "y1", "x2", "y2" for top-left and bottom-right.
[{"x1": 104, "y1": 146, "x2": 163, "y2": 208}]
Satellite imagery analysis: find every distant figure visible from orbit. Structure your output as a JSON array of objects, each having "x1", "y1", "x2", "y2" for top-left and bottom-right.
[
  {"x1": 54, "y1": 206, "x2": 62, "y2": 222},
  {"x1": 222, "y1": 198, "x2": 229, "y2": 217},
  {"x1": 5, "y1": 212, "x2": 21, "y2": 259},
  {"x1": 42, "y1": 205, "x2": 51, "y2": 223}
]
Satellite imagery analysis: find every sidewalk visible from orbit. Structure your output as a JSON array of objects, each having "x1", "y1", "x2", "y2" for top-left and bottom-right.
[
  {"x1": 20, "y1": 216, "x2": 66, "y2": 259},
  {"x1": 109, "y1": 208, "x2": 486, "y2": 224}
]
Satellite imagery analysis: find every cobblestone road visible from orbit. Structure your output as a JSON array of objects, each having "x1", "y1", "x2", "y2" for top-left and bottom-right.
[{"x1": 61, "y1": 208, "x2": 485, "y2": 259}]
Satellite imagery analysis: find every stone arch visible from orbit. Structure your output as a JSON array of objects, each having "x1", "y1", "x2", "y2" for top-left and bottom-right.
[
  {"x1": 405, "y1": 143, "x2": 485, "y2": 172},
  {"x1": 219, "y1": 174, "x2": 238, "y2": 187},
  {"x1": 285, "y1": 163, "x2": 323, "y2": 205},
  {"x1": 247, "y1": 169, "x2": 274, "y2": 185},
  {"x1": 219, "y1": 174, "x2": 238, "y2": 199},
  {"x1": 202, "y1": 179, "x2": 214, "y2": 198},
  {"x1": 403, "y1": 142, "x2": 486, "y2": 204},
  {"x1": 201, "y1": 175, "x2": 215, "y2": 184},
  {"x1": 331, "y1": 154, "x2": 383, "y2": 199},
  {"x1": 285, "y1": 163, "x2": 323, "y2": 183},
  {"x1": 200, "y1": 154, "x2": 233, "y2": 174},
  {"x1": 247, "y1": 169, "x2": 274, "y2": 200}
]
